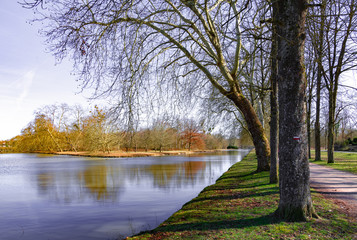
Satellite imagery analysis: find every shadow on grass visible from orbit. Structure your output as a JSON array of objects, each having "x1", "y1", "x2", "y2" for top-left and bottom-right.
[
  {"x1": 183, "y1": 187, "x2": 279, "y2": 207},
  {"x1": 143, "y1": 214, "x2": 280, "y2": 235},
  {"x1": 185, "y1": 187, "x2": 279, "y2": 207},
  {"x1": 311, "y1": 189, "x2": 357, "y2": 195},
  {"x1": 206, "y1": 182, "x2": 274, "y2": 191},
  {"x1": 217, "y1": 170, "x2": 257, "y2": 180}
]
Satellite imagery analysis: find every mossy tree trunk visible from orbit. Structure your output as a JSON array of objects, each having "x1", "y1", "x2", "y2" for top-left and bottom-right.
[
  {"x1": 228, "y1": 92, "x2": 270, "y2": 172},
  {"x1": 274, "y1": 0, "x2": 317, "y2": 221}
]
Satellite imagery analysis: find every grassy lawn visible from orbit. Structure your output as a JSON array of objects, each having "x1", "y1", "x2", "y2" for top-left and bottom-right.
[
  {"x1": 310, "y1": 150, "x2": 357, "y2": 174},
  {"x1": 128, "y1": 151, "x2": 357, "y2": 240}
]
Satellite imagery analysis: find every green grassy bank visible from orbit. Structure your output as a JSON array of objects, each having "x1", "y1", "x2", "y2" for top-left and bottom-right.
[
  {"x1": 310, "y1": 151, "x2": 357, "y2": 174},
  {"x1": 128, "y1": 151, "x2": 357, "y2": 240}
]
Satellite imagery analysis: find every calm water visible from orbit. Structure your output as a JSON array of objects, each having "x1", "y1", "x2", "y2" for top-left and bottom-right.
[{"x1": 0, "y1": 150, "x2": 250, "y2": 239}]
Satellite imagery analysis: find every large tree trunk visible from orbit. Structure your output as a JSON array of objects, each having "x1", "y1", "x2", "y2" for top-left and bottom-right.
[
  {"x1": 269, "y1": 0, "x2": 279, "y2": 184},
  {"x1": 229, "y1": 93, "x2": 270, "y2": 172},
  {"x1": 275, "y1": 0, "x2": 317, "y2": 221}
]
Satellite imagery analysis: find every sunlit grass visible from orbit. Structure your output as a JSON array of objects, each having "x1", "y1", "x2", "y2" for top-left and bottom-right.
[
  {"x1": 128, "y1": 151, "x2": 357, "y2": 240},
  {"x1": 310, "y1": 150, "x2": 357, "y2": 174}
]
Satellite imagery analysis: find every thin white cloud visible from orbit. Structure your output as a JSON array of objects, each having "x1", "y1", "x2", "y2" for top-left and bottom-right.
[{"x1": 16, "y1": 70, "x2": 35, "y2": 107}]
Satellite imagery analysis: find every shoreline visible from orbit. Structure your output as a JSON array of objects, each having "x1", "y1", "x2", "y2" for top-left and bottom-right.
[
  {"x1": 54, "y1": 149, "x2": 230, "y2": 158},
  {"x1": 127, "y1": 151, "x2": 357, "y2": 240}
]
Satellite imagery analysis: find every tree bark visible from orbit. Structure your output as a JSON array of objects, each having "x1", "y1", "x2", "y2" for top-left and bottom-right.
[
  {"x1": 275, "y1": 0, "x2": 317, "y2": 221},
  {"x1": 228, "y1": 92, "x2": 270, "y2": 172},
  {"x1": 327, "y1": 91, "x2": 336, "y2": 163},
  {"x1": 269, "y1": 0, "x2": 279, "y2": 184}
]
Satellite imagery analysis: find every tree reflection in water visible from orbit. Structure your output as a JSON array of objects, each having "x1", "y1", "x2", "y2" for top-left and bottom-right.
[
  {"x1": 0, "y1": 151, "x2": 251, "y2": 239},
  {"x1": 79, "y1": 165, "x2": 110, "y2": 201},
  {"x1": 146, "y1": 161, "x2": 206, "y2": 188},
  {"x1": 35, "y1": 164, "x2": 125, "y2": 203},
  {"x1": 34, "y1": 160, "x2": 208, "y2": 202}
]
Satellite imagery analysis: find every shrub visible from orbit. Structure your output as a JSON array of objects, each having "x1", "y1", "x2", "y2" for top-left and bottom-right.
[
  {"x1": 334, "y1": 141, "x2": 348, "y2": 151},
  {"x1": 227, "y1": 145, "x2": 239, "y2": 149}
]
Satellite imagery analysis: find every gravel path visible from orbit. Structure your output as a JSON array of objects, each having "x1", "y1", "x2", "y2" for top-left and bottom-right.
[{"x1": 310, "y1": 163, "x2": 357, "y2": 219}]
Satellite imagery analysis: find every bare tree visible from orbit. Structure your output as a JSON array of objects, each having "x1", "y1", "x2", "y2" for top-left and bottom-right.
[
  {"x1": 22, "y1": 0, "x2": 270, "y2": 171},
  {"x1": 307, "y1": 0, "x2": 327, "y2": 161},
  {"x1": 308, "y1": 0, "x2": 357, "y2": 163},
  {"x1": 322, "y1": 0, "x2": 357, "y2": 163},
  {"x1": 304, "y1": 38, "x2": 317, "y2": 160}
]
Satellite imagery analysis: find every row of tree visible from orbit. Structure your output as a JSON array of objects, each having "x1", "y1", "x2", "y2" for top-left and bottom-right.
[
  {"x1": 7, "y1": 104, "x2": 229, "y2": 153},
  {"x1": 21, "y1": 0, "x2": 357, "y2": 221},
  {"x1": 305, "y1": 0, "x2": 357, "y2": 163}
]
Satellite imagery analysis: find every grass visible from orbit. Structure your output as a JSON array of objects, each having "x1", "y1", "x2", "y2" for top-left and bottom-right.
[
  {"x1": 127, "y1": 151, "x2": 357, "y2": 240},
  {"x1": 310, "y1": 150, "x2": 357, "y2": 174}
]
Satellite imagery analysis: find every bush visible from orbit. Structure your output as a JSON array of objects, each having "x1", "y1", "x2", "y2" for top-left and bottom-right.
[
  {"x1": 227, "y1": 145, "x2": 239, "y2": 149},
  {"x1": 334, "y1": 141, "x2": 348, "y2": 151},
  {"x1": 352, "y1": 138, "x2": 357, "y2": 146}
]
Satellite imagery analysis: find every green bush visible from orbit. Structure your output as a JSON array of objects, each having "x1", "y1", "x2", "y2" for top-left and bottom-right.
[
  {"x1": 227, "y1": 145, "x2": 239, "y2": 149},
  {"x1": 334, "y1": 141, "x2": 348, "y2": 151}
]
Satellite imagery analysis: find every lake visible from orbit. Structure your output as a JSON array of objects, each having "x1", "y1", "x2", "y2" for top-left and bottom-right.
[{"x1": 0, "y1": 150, "x2": 250, "y2": 239}]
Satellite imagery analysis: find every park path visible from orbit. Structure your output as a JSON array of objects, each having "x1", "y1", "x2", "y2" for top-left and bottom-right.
[{"x1": 310, "y1": 163, "x2": 357, "y2": 219}]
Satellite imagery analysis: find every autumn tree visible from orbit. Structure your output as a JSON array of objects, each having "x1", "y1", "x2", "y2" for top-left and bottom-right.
[
  {"x1": 18, "y1": 113, "x2": 62, "y2": 152},
  {"x1": 136, "y1": 128, "x2": 153, "y2": 152},
  {"x1": 82, "y1": 106, "x2": 119, "y2": 152},
  {"x1": 204, "y1": 133, "x2": 227, "y2": 150},
  {"x1": 148, "y1": 120, "x2": 176, "y2": 152},
  {"x1": 66, "y1": 104, "x2": 86, "y2": 152},
  {"x1": 181, "y1": 119, "x2": 206, "y2": 151},
  {"x1": 22, "y1": 0, "x2": 270, "y2": 171}
]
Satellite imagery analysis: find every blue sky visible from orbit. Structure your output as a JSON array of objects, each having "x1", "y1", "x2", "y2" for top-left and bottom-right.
[
  {"x1": 0, "y1": 1, "x2": 94, "y2": 140},
  {"x1": 1, "y1": 1, "x2": 356, "y2": 140}
]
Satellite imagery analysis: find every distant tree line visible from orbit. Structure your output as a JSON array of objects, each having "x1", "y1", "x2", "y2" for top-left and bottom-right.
[{"x1": 5, "y1": 103, "x2": 229, "y2": 153}]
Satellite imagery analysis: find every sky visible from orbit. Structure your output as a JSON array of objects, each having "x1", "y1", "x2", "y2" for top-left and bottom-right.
[
  {"x1": 1, "y1": 1, "x2": 356, "y2": 141},
  {"x1": 0, "y1": 1, "x2": 96, "y2": 140}
]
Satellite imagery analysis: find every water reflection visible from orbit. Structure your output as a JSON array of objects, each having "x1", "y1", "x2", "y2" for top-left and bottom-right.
[
  {"x1": 33, "y1": 165, "x2": 126, "y2": 203},
  {"x1": 79, "y1": 165, "x2": 114, "y2": 201},
  {"x1": 0, "y1": 150, "x2": 250, "y2": 239},
  {"x1": 33, "y1": 160, "x2": 209, "y2": 202},
  {"x1": 37, "y1": 173, "x2": 54, "y2": 193},
  {"x1": 145, "y1": 161, "x2": 206, "y2": 188}
]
